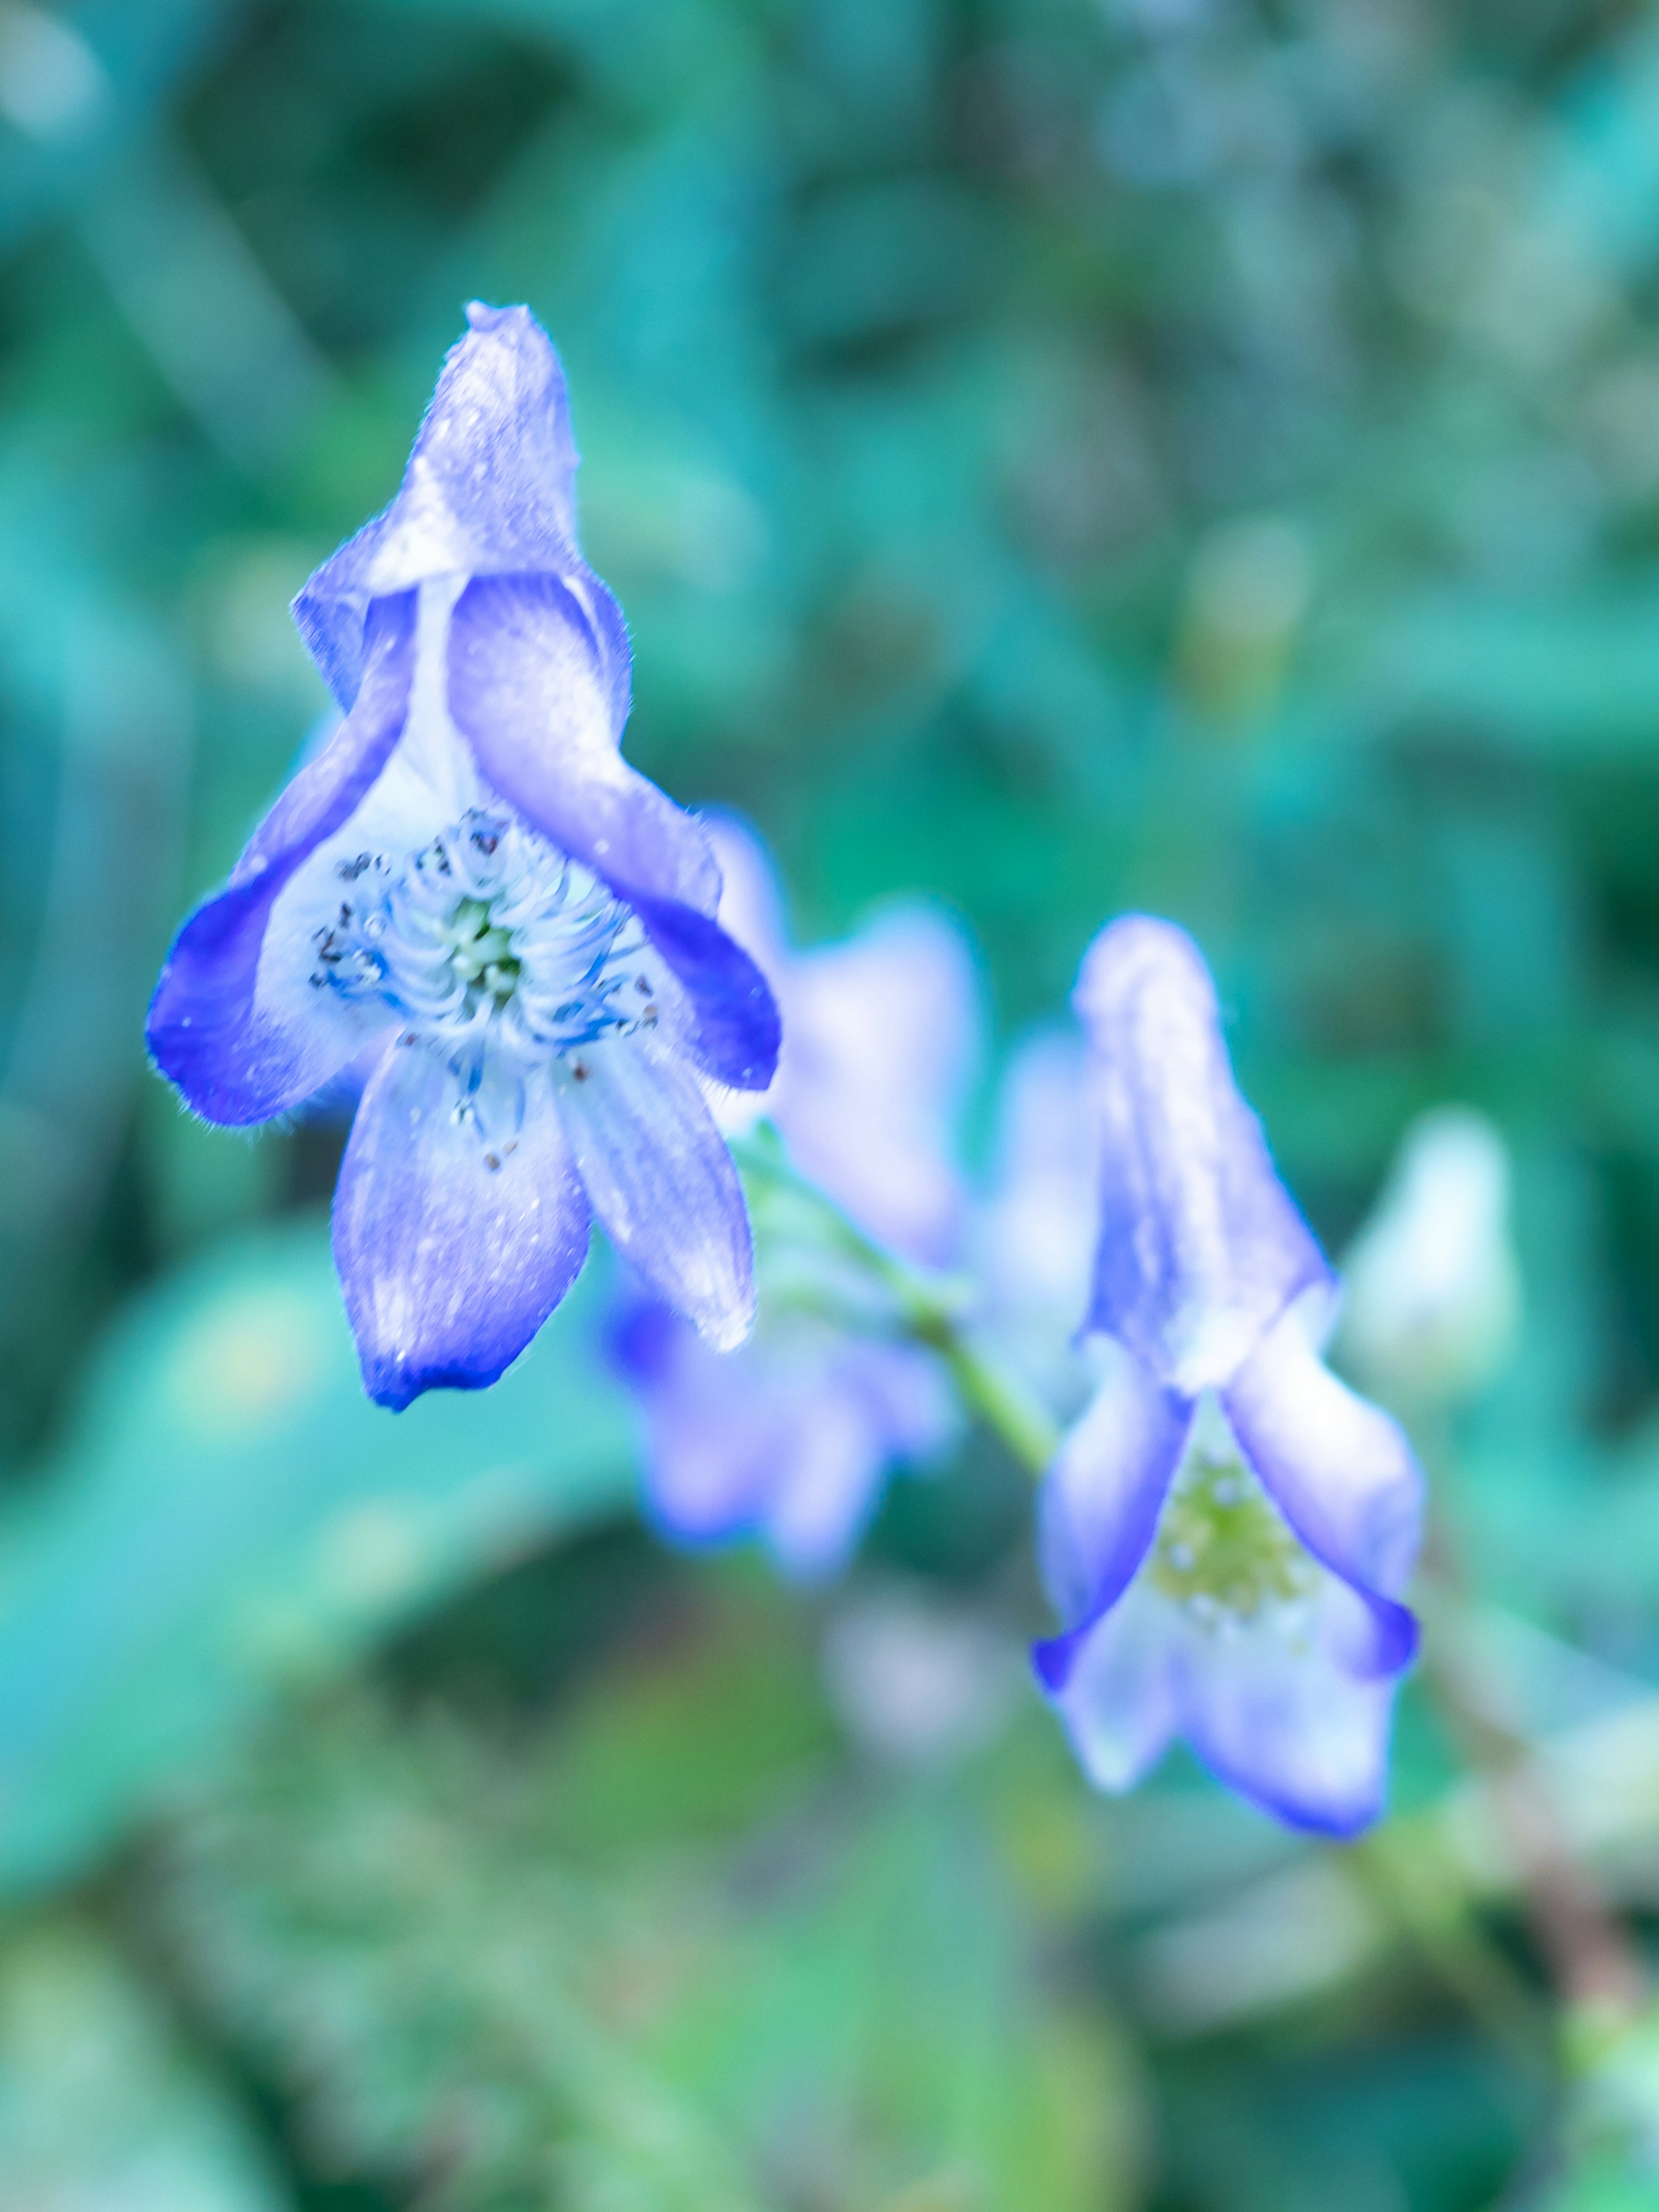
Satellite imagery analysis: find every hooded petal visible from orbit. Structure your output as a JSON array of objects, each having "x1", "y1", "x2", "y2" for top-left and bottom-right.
[
  {"x1": 146, "y1": 592, "x2": 416, "y2": 1124},
  {"x1": 448, "y1": 570, "x2": 699, "y2": 900},
  {"x1": 294, "y1": 303, "x2": 585, "y2": 709},
  {"x1": 1032, "y1": 1346, "x2": 1192, "y2": 1694},
  {"x1": 1074, "y1": 915, "x2": 1330, "y2": 1394},
  {"x1": 333, "y1": 1039, "x2": 591, "y2": 1411},
  {"x1": 446, "y1": 576, "x2": 780, "y2": 1092},
  {"x1": 554, "y1": 1036, "x2": 753, "y2": 1348},
  {"x1": 1224, "y1": 1307, "x2": 1423, "y2": 1676}
]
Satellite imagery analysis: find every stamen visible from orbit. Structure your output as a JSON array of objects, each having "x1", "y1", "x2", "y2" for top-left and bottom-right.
[
  {"x1": 315, "y1": 808, "x2": 659, "y2": 1081},
  {"x1": 1149, "y1": 1420, "x2": 1315, "y2": 1629}
]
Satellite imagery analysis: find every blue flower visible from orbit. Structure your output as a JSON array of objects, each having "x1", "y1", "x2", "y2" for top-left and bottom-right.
[
  {"x1": 147, "y1": 305, "x2": 779, "y2": 1410},
  {"x1": 1034, "y1": 916, "x2": 1423, "y2": 1836},
  {"x1": 613, "y1": 818, "x2": 978, "y2": 1576}
]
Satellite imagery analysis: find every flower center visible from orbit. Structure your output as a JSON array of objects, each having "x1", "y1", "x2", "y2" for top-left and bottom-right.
[
  {"x1": 1148, "y1": 1426, "x2": 1314, "y2": 1627},
  {"x1": 310, "y1": 808, "x2": 660, "y2": 1063}
]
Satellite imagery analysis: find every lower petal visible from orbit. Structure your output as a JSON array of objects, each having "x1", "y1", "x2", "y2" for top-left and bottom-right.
[
  {"x1": 333, "y1": 1040, "x2": 591, "y2": 1410},
  {"x1": 1223, "y1": 1310, "x2": 1423, "y2": 1674},
  {"x1": 1177, "y1": 1587, "x2": 1401, "y2": 1836},
  {"x1": 1043, "y1": 1580, "x2": 1183, "y2": 1792},
  {"x1": 553, "y1": 1036, "x2": 753, "y2": 1349}
]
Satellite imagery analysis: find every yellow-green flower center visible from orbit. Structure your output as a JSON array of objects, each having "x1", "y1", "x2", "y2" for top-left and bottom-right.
[
  {"x1": 1149, "y1": 1438, "x2": 1314, "y2": 1625},
  {"x1": 444, "y1": 896, "x2": 521, "y2": 1003}
]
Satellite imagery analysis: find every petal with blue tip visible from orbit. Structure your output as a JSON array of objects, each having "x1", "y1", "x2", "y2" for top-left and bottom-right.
[
  {"x1": 1177, "y1": 1576, "x2": 1401, "y2": 1836},
  {"x1": 1224, "y1": 1306, "x2": 1423, "y2": 1676},
  {"x1": 333, "y1": 1039, "x2": 591, "y2": 1411},
  {"x1": 1031, "y1": 1347, "x2": 1192, "y2": 1694},
  {"x1": 554, "y1": 1038, "x2": 753, "y2": 1350},
  {"x1": 146, "y1": 592, "x2": 416, "y2": 1125}
]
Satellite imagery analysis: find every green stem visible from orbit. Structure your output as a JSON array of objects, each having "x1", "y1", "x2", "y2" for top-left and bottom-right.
[{"x1": 732, "y1": 1129, "x2": 1061, "y2": 1478}]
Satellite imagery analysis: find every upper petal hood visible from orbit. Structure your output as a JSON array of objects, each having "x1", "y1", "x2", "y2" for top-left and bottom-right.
[
  {"x1": 446, "y1": 575, "x2": 777, "y2": 1090},
  {"x1": 294, "y1": 303, "x2": 588, "y2": 709},
  {"x1": 1075, "y1": 915, "x2": 1330, "y2": 1393}
]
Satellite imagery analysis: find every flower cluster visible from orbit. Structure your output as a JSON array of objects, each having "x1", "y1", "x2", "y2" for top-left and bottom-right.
[{"x1": 151, "y1": 306, "x2": 1435, "y2": 1834}]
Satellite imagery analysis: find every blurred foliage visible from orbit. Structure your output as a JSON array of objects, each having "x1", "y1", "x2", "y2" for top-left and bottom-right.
[{"x1": 5, "y1": 0, "x2": 1659, "y2": 2205}]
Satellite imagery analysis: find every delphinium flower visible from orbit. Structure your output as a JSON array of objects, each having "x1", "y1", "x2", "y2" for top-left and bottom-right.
[
  {"x1": 148, "y1": 305, "x2": 779, "y2": 1409},
  {"x1": 612, "y1": 818, "x2": 977, "y2": 1576},
  {"x1": 1035, "y1": 916, "x2": 1424, "y2": 1834}
]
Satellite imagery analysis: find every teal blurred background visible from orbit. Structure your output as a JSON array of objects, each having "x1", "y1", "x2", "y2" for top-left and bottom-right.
[{"x1": 6, "y1": 0, "x2": 1659, "y2": 2205}]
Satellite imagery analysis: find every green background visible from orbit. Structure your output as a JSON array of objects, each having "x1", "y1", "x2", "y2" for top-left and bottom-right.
[{"x1": 3, "y1": 0, "x2": 1659, "y2": 2204}]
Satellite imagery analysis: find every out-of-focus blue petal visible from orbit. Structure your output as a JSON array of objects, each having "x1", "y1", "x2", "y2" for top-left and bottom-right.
[
  {"x1": 333, "y1": 1039, "x2": 591, "y2": 1411},
  {"x1": 974, "y1": 1028, "x2": 1097, "y2": 1410},
  {"x1": 295, "y1": 303, "x2": 586, "y2": 709},
  {"x1": 1043, "y1": 1580, "x2": 1184, "y2": 1792},
  {"x1": 704, "y1": 816, "x2": 981, "y2": 1265},
  {"x1": 1048, "y1": 1567, "x2": 1399, "y2": 1833},
  {"x1": 618, "y1": 1305, "x2": 954, "y2": 1578},
  {"x1": 1176, "y1": 1578, "x2": 1400, "y2": 1836},
  {"x1": 780, "y1": 909, "x2": 982, "y2": 1267},
  {"x1": 146, "y1": 592, "x2": 416, "y2": 1124},
  {"x1": 554, "y1": 1039, "x2": 753, "y2": 1349},
  {"x1": 1224, "y1": 1306, "x2": 1423, "y2": 1676},
  {"x1": 1074, "y1": 915, "x2": 1331, "y2": 1393},
  {"x1": 1031, "y1": 1346, "x2": 1192, "y2": 1694}
]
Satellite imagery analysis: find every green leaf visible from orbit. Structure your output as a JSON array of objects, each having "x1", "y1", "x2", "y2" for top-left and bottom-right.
[{"x1": 0, "y1": 1214, "x2": 636, "y2": 1897}]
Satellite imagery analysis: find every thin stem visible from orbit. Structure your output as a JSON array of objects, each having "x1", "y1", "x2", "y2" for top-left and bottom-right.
[
  {"x1": 732, "y1": 1128, "x2": 1062, "y2": 1478},
  {"x1": 1416, "y1": 1567, "x2": 1647, "y2": 2029}
]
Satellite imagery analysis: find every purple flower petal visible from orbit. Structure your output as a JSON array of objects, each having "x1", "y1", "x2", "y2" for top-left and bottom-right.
[
  {"x1": 1040, "y1": 1581, "x2": 1184, "y2": 1791},
  {"x1": 146, "y1": 592, "x2": 416, "y2": 1124},
  {"x1": 1031, "y1": 1348, "x2": 1192, "y2": 1694},
  {"x1": 775, "y1": 909, "x2": 982, "y2": 1267},
  {"x1": 627, "y1": 893, "x2": 781, "y2": 1092},
  {"x1": 1046, "y1": 1570, "x2": 1399, "y2": 1834},
  {"x1": 333, "y1": 1038, "x2": 592, "y2": 1411},
  {"x1": 620, "y1": 1304, "x2": 955, "y2": 1578},
  {"x1": 1224, "y1": 1308, "x2": 1423, "y2": 1676},
  {"x1": 295, "y1": 303, "x2": 585, "y2": 709},
  {"x1": 1176, "y1": 1578, "x2": 1400, "y2": 1835},
  {"x1": 554, "y1": 1038, "x2": 753, "y2": 1349},
  {"x1": 1074, "y1": 915, "x2": 1331, "y2": 1394},
  {"x1": 703, "y1": 815, "x2": 980, "y2": 1262},
  {"x1": 447, "y1": 577, "x2": 780, "y2": 1092},
  {"x1": 448, "y1": 570, "x2": 699, "y2": 899}
]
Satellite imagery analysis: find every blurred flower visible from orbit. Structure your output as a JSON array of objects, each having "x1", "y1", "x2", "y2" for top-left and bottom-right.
[
  {"x1": 1335, "y1": 1105, "x2": 1521, "y2": 1413},
  {"x1": 971, "y1": 1026, "x2": 1098, "y2": 1417},
  {"x1": 148, "y1": 305, "x2": 779, "y2": 1409},
  {"x1": 1034, "y1": 917, "x2": 1424, "y2": 1836},
  {"x1": 615, "y1": 819, "x2": 976, "y2": 1577},
  {"x1": 822, "y1": 1584, "x2": 1019, "y2": 1768}
]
